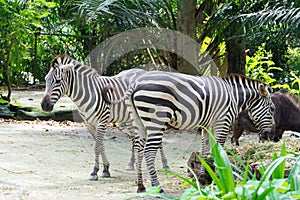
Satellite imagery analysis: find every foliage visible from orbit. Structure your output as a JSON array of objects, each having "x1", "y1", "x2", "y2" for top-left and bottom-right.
[
  {"x1": 135, "y1": 128, "x2": 300, "y2": 199},
  {"x1": 0, "y1": 0, "x2": 57, "y2": 86},
  {"x1": 212, "y1": 1, "x2": 300, "y2": 74},
  {"x1": 0, "y1": 0, "x2": 299, "y2": 91},
  {"x1": 246, "y1": 43, "x2": 279, "y2": 85},
  {"x1": 73, "y1": 0, "x2": 179, "y2": 75},
  {"x1": 246, "y1": 44, "x2": 300, "y2": 96},
  {"x1": 0, "y1": 0, "x2": 96, "y2": 88}
]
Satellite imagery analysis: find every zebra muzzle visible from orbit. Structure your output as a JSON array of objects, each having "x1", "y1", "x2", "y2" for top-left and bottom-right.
[{"x1": 41, "y1": 95, "x2": 54, "y2": 112}]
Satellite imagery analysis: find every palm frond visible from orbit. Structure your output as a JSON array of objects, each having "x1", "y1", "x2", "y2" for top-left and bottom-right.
[
  {"x1": 75, "y1": 0, "x2": 168, "y2": 28},
  {"x1": 238, "y1": 4, "x2": 300, "y2": 30}
]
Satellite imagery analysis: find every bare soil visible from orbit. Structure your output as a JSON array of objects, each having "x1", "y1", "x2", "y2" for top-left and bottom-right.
[{"x1": 0, "y1": 118, "x2": 206, "y2": 200}]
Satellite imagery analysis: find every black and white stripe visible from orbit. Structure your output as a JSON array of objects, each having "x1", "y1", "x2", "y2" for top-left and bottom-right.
[
  {"x1": 103, "y1": 71, "x2": 275, "y2": 192},
  {"x1": 41, "y1": 54, "x2": 168, "y2": 180}
]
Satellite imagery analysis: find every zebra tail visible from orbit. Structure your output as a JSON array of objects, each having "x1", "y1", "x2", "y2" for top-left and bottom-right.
[{"x1": 101, "y1": 84, "x2": 134, "y2": 105}]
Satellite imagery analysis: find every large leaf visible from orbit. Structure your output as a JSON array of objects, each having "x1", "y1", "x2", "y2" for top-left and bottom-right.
[
  {"x1": 251, "y1": 156, "x2": 289, "y2": 200},
  {"x1": 204, "y1": 128, "x2": 236, "y2": 196},
  {"x1": 288, "y1": 156, "x2": 300, "y2": 191},
  {"x1": 272, "y1": 142, "x2": 287, "y2": 179}
]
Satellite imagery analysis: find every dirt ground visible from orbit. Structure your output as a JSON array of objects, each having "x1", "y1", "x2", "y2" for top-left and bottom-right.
[
  {"x1": 1, "y1": 118, "x2": 203, "y2": 200},
  {"x1": 0, "y1": 90, "x2": 210, "y2": 200},
  {"x1": 2, "y1": 90, "x2": 293, "y2": 200}
]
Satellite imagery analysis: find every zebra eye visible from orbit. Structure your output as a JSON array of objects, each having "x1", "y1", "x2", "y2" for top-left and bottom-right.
[{"x1": 55, "y1": 79, "x2": 61, "y2": 84}]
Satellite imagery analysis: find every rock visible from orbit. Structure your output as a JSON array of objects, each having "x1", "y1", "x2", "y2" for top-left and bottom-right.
[
  {"x1": 187, "y1": 151, "x2": 214, "y2": 185},
  {"x1": 0, "y1": 104, "x2": 13, "y2": 119},
  {"x1": 0, "y1": 98, "x2": 82, "y2": 122}
]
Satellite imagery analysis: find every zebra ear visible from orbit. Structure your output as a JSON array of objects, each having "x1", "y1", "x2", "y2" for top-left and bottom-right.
[
  {"x1": 61, "y1": 63, "x2": 74, "y2": 72},
  {"x1": 259, "y1": 84, "x2": 269, "y2": 97}
]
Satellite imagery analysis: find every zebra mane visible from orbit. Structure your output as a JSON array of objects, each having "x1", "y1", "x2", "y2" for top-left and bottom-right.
[
  {"x1": 51, "y1": 54, "x2": 99, "y2": 76},
  {"x1": 223, "y1": 74, "x2": 274, "y2": 95},
  {"x1": 224, "y1": 74, "x2": 265, "y2": 85}
]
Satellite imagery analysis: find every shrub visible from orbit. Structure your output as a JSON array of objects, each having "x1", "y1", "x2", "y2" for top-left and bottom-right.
[{"x1": 246, "y1": 44, "x2": 300, "y2": 97}]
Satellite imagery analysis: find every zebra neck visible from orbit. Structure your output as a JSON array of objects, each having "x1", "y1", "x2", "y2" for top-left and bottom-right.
[
  {"x1": 224, "y1": 75, "x2": 259, "y2": 112},
  {"x1": 65, "y1": 67, "x2": 107, "y2": 107}
]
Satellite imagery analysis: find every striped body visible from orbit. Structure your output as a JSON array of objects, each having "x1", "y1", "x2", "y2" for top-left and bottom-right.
[
  {"x1": 41, "y1": 54, "x2": 168, "y2": 180},
  {"x1": 104, "y1": 71, "x2": 275, "y2": 192}
]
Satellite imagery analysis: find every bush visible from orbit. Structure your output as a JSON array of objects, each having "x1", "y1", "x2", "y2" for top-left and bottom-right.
[{"x1": 246, "y1": 44, "x2": 300, "y2": 97}]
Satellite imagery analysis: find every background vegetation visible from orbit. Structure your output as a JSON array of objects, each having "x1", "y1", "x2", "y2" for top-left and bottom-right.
[
  {"x1": 1, "y1": 1, "x2": 299, "y2": 198},
  {"x1": 0, "y1": 0, "x2": 299, "y2": 101}
]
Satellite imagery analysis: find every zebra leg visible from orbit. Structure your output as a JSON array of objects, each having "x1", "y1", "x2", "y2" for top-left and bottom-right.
[
  {"x1": 159, "y1": 143, "x2": 169, "y2": 170},
  {"x1": 135, "y1": 137, "x2": 146, "y2": 193},
  {"x1": 128, "y1": 133, "x2": 169, "y2": 171},
  {"x1": 198, "y1": 128, "x2": 213, "y2": 185},
  {"x1": 126, "y1": 135, "x2": 136, "y2": 171},
  {"x1": 90, "y1": 123, "x2": 110, "y2": 180},
  {"x1": 85, "y1": 124, "x2": 100, "y2": 180},
  {"x1": 144, "y1": 133, "x2": 164, "y2": 193},
  {"x1": 126, "y1": 122, "x2": 136, "y2": 171}
]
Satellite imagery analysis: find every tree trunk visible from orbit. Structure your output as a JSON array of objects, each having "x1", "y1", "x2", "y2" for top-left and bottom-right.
[
  {"x1": 176, "y1": 0, "x2": 199, "y2": 75},
  {"x1": 3, "y1": 38, "x2": 14, "y2": 102},
  {"x1": 226, "y1": 38, "x2": 246, "y2": 75},
  {"x1": 225, "y1": 20, "x2": 246, "y2": 75}
]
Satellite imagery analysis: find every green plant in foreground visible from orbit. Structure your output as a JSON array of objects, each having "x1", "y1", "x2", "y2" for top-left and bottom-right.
[{"x1": 131, "y1": 128, "x2": 300, "y2": 199}]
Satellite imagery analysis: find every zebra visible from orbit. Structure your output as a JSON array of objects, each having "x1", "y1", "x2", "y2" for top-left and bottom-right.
[
  {"x1": 40, "y1": 54, "x2": 168, "y2": 181},
  {"x1": 102, "y1": 71, "x2": 275, "y2": 193}
]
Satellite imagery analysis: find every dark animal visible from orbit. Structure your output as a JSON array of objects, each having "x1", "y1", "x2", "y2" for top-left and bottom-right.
[{"x1": 232, "y1": 91, "x2": 300, "y2": 145}]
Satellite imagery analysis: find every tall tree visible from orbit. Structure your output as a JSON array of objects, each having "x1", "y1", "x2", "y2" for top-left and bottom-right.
[
  {"x1": 176, "y1": 0, "x2": 199, "y2": 75},
  {"x1": 225, "y1": 20, "x2": 246, "y2": 75},
  {"x1": 216, "y1": 1, "x2": 300, "y2": 75}
]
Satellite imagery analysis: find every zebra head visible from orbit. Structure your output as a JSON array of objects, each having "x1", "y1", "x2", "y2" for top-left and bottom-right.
[
  {"x1": 41, "y1": 55, "x2": 74, "y2": 112},
  {"x1": 247, "y1": 84, "x2": 275, "y2": 141}
]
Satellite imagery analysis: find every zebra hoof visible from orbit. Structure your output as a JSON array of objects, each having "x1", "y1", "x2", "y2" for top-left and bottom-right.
[
  {"x1": 89, "y1": 174, "x2": 98, "y2": 181},
  {"x1": 101, "y1": 171, "x2": 111, "y2": 178},
  {"x1": 199, "y1": 174, "x2": 212, "y2": 186},
  {"x1": 137, "y1": 184, "x2": 146, "y2": 193},
  {"x1": 162, "y1": 165, "x2": 170, "y2": 171},
  {"x1": 126, "y1": 164, "x2": 135, "y2": 171}
]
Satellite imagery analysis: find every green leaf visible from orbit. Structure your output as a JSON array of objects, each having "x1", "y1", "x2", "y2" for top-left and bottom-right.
[
  {"x1": 288, "y1": 156, "x2": 300, "y2": 191},
  {"x1": 257, "y1": 187, "x2": 275, "y2": 200},
  {"x1": 0, "y1": 0, "x2": 7, "y2": 5},
  {"x1": 203, "y1": 127, "x2": 236, "y2": 196},
  {"x1": 127, "y1": 185, "x2": 177, "y2": 200},
  {"x1": 272, "y1": 84, "x2": 290, "y2": 89},
  {"x1": 195, "y1": 153, "x2": 225, "y2": 195},
  {"x1": 272, "y1": 143, "x2": 287, "y2": 179},
  {"x1": 0, "y1": 98, "x2": 9, "y2": 105},
  {"x1": 180, "y1": 187, "x2": 199, "y2": 200},
  {"x1": 44, "y1": 2, "x2": 56, "y2": 8},
  {"x1": 267, "y1": 66, "x2": 282, "y2": 71},
  {"x1": 161, "y1": 169, "x2": 199, "y2": 191},
  {"x1": 226, "y1": 149, "x2": 255, "y2": 181},
  {"x1": 251, "y1": 156, "x2": 289, "y2": 200},
  {"x1": 291, "y1": 79, "x2": 300, "y2": 88}
]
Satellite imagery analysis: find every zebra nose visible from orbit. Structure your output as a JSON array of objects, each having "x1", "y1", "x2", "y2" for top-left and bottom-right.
[
  {"x1": 41, "y1": 95, "x2": 53, "y2": 112},
  {"x1": 260, "y1": 128, "x2": 272, "y2": 141}
]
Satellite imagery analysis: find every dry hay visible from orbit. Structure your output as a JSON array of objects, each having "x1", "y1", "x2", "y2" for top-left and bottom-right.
[
  {"x1": 228, "y1": 136, "x2": 300, "y2": 161},
  {"x1": 227, "y1": 135, "x2": 300, "y2": 178}
]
